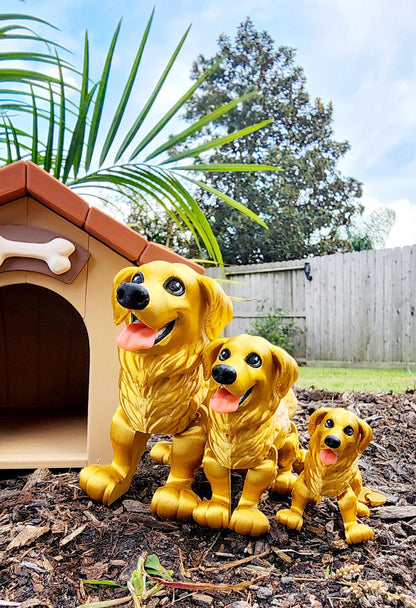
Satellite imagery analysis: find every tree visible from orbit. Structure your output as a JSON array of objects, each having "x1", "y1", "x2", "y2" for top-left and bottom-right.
[
  {"x1": 169, "y1": 18, "x2": 364, "y2": 264},
  {"x1": 125, "y1": 203, "x2": 191, "y2": 255},
  {"x1": 0, "y1": 12, "x2": 277, "y2": 265},
  {"x1": 341, "y1": 207, "x2": 396, "y2": 251}
]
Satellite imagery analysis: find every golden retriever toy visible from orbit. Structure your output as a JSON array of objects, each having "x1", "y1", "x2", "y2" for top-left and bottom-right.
[
  {"x1": 276, "y1": 407, "x2": 385, "y2": 544},
  {"x1": 79, "y1": 261, "x2": 233, "y2": 520},
  {"x1": 192, "y1": 333, "x2": 300, "y2": 536}
]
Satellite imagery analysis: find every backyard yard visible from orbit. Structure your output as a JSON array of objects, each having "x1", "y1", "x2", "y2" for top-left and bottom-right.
[{"x1": 1, "y1": 9, "x2": 415, "y2": 608}]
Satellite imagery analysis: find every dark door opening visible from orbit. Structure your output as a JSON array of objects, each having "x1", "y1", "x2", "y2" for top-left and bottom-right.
[{"x1": 0, "y1": 283, "x2": 89, "y2": 467}]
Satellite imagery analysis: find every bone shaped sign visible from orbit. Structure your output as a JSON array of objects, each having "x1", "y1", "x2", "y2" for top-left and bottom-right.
[
  {"x1": 0, "y1": 225, "x2": 90, "y2": 283},
  {"x1": 0, "y1": 234, "x2": 75, "y2": 274}
]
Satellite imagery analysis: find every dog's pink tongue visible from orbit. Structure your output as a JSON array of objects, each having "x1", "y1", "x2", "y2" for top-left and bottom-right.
[
  {"x1": 210, "y1": 387, "x2": 240, "y2": 414},
  {"x1": 116, "y1": 321, "x2": 157, "y2": 351},
  {"x1": 319, "y1": 448, "x2": 338, "y2": 466}
]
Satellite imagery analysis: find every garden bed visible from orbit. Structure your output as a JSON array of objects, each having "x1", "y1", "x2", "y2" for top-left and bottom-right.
[{"x1": 1, "y1": 387, "x2": 415, "y2": 607}]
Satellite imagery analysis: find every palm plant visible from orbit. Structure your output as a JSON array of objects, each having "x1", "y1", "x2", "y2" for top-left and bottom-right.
[{"x1": 0, "y1": 11, "x2": 278, "y2": 264}]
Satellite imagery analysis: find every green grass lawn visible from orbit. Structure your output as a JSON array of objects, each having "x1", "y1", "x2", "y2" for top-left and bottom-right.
[{"x1": 296, "y1": 366, "x2": 416, "y2": 394}]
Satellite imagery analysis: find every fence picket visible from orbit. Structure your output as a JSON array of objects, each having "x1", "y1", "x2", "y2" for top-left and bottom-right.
[{"x1": 208, "y1": 246, "x2": 416, "y2": 366}]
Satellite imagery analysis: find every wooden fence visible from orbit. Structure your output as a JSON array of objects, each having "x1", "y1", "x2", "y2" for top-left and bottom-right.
[{"x1": 207, "y1": 246, "x2": 416, "y2": 367}]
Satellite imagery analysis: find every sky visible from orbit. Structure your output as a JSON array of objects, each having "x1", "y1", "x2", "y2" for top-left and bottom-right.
[{"x1": 9, "y1": 0, "x2": 416, "y2": 248}]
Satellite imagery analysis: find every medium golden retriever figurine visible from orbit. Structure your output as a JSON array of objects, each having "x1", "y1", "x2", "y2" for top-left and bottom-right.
[
  {"x1": 79, "y1": 261, "x2": 233, "y2": 520},
  {"x1": 192, "y1": 334, "x2": 300, "y2": 536},
  {"x1": 276, "y1": 407, "x2": 385, "y2": 544}
]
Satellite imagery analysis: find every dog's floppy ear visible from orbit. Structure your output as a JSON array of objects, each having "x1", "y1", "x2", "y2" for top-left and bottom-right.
[
  {"x1": 357, "y1": 418, "x2": 373, "y2": 455},
  {"x1": 111, "y1": 267, "x2": 138, "y2": 325},
  {"x1": 198, "y1": 275, "x2": 233, "y2": 340},
  {"x1": 202, "y1": 338, "x2": 228, "y2": 380},
  {"x1": 308, "y1": 407, "x2": 333, "y2": 436},
  {"x1": 270, "y1": 345, "x2": 299, "y2": 399}
]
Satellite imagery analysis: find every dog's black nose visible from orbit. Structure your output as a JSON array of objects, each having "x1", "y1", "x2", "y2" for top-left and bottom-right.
[
  {"x1": 324, "y1": 435, "x2": 341, "y2": 449},
  {"x1": 212, "y1": 364, "x2": 237, "y2": 385},
  {"x1": 117, "y1": 283, "x2": 150, "y2": 310}
]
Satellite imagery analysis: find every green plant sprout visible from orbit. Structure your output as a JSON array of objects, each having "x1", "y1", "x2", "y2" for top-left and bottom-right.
[
  {"x1": 249, "y1": 299, "x2": 303, "y2": 355},
  {"x1": 77, "y1": 552, "x2": 262, "y2": 607}
]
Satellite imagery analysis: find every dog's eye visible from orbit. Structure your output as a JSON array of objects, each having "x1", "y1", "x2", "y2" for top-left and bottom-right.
[
  {"x1": 164, "y1": 277, "x2": 185, "y2": 296},
  {"x1": 344, "y1": 425, "x2": 354, "y2": 436},
  {"x1": 131, "y1": 272, "x2": 144, "y2": 284},
  {"x1": 245, "y1": 352, "x2": 262, "y2": 368},
  {"x1": 324, "y1": 419, "x2": 334, "y2": 428},
  {"x1": 218, "y1": 348, "x2": 231, "y2": 361}
]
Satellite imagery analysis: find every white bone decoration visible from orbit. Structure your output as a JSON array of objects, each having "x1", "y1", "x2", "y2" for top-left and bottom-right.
[{"x1": 0, "y1": 235, "x2": 75, "y2": 275}]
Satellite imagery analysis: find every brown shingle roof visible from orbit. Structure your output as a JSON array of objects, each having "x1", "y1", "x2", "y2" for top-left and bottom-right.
[
  {"x1": 0, "y1": 161, "x2": 203, "y2": 273},
  {"x1": 0, "y1": 160, "x2": 26, "y2": 204},
  {"x1": 84, "y1": 206, "x2": 148, "y2": 261}
]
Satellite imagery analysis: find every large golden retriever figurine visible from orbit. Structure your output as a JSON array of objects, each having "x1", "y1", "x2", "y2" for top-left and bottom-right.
[
  {"x1": 192, "y1": 334, "x2": 300, "y2": 536},
  {"x1": 276, "y1": 407, "x2": 385, "y2": 544},
  {"x1": 79, "y1": 261, "x2": 233, "y2": 520}
]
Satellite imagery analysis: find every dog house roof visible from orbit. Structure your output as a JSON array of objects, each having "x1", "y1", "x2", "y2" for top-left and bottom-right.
[{"x1": 0, "y1": 160, "x2": 203, "y2": 273}]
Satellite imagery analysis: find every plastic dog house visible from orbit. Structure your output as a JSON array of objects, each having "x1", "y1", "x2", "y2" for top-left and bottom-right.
[{"x1": 0, "y1": 161, "x2": 202, "y2": 469}]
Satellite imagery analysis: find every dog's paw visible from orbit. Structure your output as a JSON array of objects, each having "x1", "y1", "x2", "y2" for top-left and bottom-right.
[
  {"x1": 150, "y1": 485, "x2": 199, "y2": 521},
  {"x1": 149, "y1": 441, "x2": 172, "y2": 465},
  {"x1": 345, "y1": 523, "x2": 374, "y2": 544},
  {"x1": 271, "y1": 472, "x2": 298, "y2": 495},
  {"x1": 192, "y1": 500, "x2": 230, "y2": 529},
  {"x1": 275, "y1": 508, "x2": 303, "y2": 531},
  {"x1": 357, "y1": 502, "x2": 370, "y2": 518},
  {"x1": 79, "y1": 464, "x2": 131, "y2": 505},
  {"x1": 229, "y1": 507, "x2": 270, "y2": 536}
]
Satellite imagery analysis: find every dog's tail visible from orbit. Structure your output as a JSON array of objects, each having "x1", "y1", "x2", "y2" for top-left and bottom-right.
[
  {"x1": 359, "y1": 486, "x2": 386, "y2": 507},
  {"x1": 281, "y1": 388, "x2": 298, "y2": 419},
  {"x1": 292, "y1": 445, "x2": 306, "y2": 473}
]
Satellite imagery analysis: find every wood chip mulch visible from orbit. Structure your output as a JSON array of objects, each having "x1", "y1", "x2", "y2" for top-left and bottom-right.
[{"x1": 1, "y1": 387, "x2": 416, "y2": 608}]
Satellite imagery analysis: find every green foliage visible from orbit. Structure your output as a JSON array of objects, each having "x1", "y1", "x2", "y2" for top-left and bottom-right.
[
  {"x1": 344, "y1": 231, "x2": 374, "y2": 252},
  {"x1": 340, "y1": 207, "x2": 396, "y2": 251},
  {"x1": 80, "y1": 553, "x2": 173, "y2": 607},
  {"x1": 0, "y1": 12, "x2": 278, "y2": 266},
  {"x1": 248, "y1": 299, "x2": 303, "y2": 355},
  {"x1": 129, "y1": 554, "x2": 173, "y2": 602},
  {"x1": 124, "y1": 202, "x2": 191, "y2": 254},
  {"x1": 77, "y1": 551, "x2": 256, "y2": 607},
  {"x1": 169, "y1": 18, "x2": 363, "y2": 264}
]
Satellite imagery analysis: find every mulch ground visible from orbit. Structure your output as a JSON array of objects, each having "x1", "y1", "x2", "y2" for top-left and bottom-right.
[{"x1": 1, "y1": 387, "x2": 416, "y2": 608}]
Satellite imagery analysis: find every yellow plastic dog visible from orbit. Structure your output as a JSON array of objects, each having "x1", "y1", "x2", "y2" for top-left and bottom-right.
[
  {"x1": 276, "y1": 407, "x2": 385, "y2": 544},
  {"x1": 192, "y1": 334, "x2": 300, "y2": 536},
  {"x1": 79, "y1": 261, "x2": 233, "y2": 520}
]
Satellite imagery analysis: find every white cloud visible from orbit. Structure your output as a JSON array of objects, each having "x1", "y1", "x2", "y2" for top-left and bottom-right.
[
  {"x1": 385, "y1": 199, "x2": 416, "y2": 248},
  {"x1": 289, "y1": 1, "x2": 414, "y2": 184},
  {"x1": 361, "y1": 196, "x2": 416, "y2": 248}
]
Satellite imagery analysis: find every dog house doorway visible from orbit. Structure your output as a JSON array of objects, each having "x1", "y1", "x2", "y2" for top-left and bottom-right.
[{"x1": 0, "y1": 283, "x2": 89, "y2": 468}]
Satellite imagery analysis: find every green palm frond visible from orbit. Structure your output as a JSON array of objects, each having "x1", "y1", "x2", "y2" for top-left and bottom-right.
[
  {"x1": 161, "y1": 119, "x2": 274, "y2": 164},
  {"x1": 99, "y1": 9, "x2": 155, "y2": 166},
  {"x1": 0, "y1": 11, "x2": 280, "y2": 265}
]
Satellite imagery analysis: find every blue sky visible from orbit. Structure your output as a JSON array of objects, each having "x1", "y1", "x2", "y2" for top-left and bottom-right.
[{"x1": 12, "y1": 0, "x2": 416, "y2": 247}]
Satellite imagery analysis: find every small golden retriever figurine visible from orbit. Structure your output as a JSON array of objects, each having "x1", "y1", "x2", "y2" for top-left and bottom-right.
[
  {"x1": 192, "y1": 334, "x2": 300, "y2": 536},
  {"x1": 79, "y1": 261, "x2": 233, "y2": 520},
  {"x1": 276, "y1": 407, "x2": 384, "y2": 544}
]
